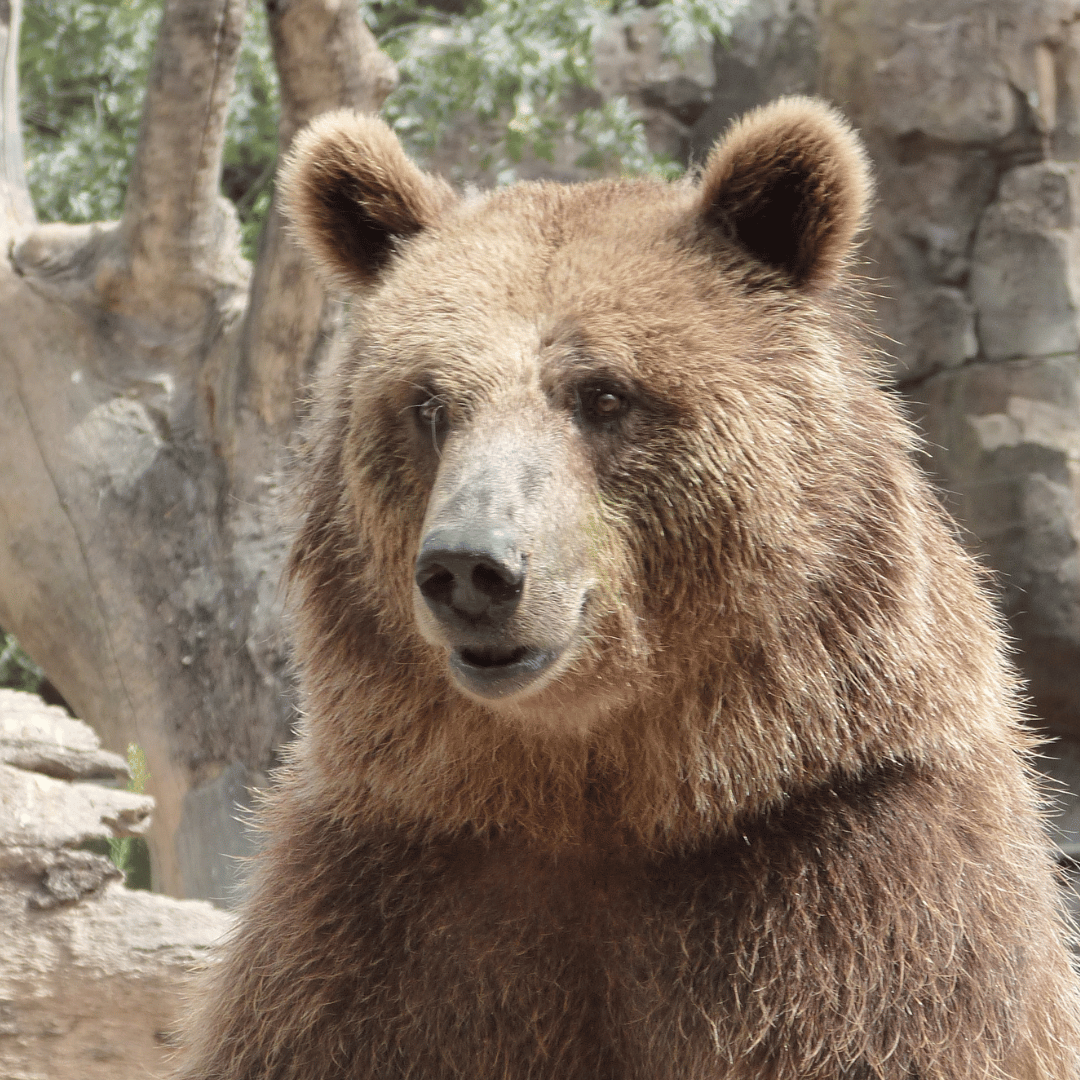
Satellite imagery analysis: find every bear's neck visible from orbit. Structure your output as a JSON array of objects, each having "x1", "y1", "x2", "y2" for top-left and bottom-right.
[{"x1": 293, "y1": 645, "x2": 1016, "y2": 854}]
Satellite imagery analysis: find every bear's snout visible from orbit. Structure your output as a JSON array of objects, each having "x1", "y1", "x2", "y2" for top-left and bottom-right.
[
  {"x1": 410, "y1": 418, "x2": 594, "y2": 704},
  {"x1": 413, "y1": 519, "x2": 567, "y2": 701}
]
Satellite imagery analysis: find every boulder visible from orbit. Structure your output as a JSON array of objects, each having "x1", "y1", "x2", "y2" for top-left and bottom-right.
[
  {"x1": 914, "y1": 357, "x2": 1080, "y2": 741},
  {"x1": 971, "y1": 163, "x2": 1080, "y2": 362},
  {"x1": 0, "y1": 689, "x2": 233, "y2": 1080}
]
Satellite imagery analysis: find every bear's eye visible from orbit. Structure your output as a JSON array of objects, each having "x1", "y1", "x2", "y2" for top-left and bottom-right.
[
  {"x1": 417, "y1": 398, "x2": 444, "y2": 425},
  {"x1": 412, "y1": 393, "x2": 450, "y2": 451},
  {"x1": 578, "y1": 386, "x2": 629, "y2": 426}
]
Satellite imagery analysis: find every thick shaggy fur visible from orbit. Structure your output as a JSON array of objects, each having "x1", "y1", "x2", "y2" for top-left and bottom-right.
[{"x1": 174, "y1": 99, "x2": 1080, "y2": 1079}]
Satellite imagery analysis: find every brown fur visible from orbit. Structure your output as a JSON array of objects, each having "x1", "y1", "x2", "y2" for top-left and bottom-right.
[{"x1": 174, "y1": 99, "x2": 1080, "y2": 1079}]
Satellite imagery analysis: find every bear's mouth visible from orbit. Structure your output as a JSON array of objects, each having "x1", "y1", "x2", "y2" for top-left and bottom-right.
[
  {"x1": 449, "y1": 644, "x2": 560, "y2": 699},
  {"x1": 458, "y1": 645, "x2": 528, "y2": 668}
]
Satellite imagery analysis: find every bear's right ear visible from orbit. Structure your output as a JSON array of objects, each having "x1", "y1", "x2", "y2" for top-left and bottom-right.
[
  {"x1": 697, "y1": 97, "x2": 872, "y2": 291},
  {"x1": 280, "y1": 111, "x2": 457, "y2": 288}
]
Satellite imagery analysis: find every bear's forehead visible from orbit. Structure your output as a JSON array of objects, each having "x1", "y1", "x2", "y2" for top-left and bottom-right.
[
  {"x1": 357, "y1": 179, "x2": 783, "y2": 390},
  {"x1": 382, "y1": 181, "x2": 703, "y2": 302}
]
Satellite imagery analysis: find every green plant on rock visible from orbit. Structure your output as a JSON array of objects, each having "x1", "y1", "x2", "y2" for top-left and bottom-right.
[
  {"x1": 0, "y1": 630, "x2": 44, "y2": 693},
  {"x1": 108, "y1": 743, "x2": 153, "y2": 889}
]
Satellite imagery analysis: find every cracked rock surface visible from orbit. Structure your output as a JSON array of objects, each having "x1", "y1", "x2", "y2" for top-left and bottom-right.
[{"x1": 0, "y1": 690, "x2": 233, "y2": 1080}]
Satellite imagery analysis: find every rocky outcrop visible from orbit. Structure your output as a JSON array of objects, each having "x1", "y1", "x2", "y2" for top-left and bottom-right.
[
  {"x1": 797, "y1": 2, "x2": 1080, "y2": 755},
  {"x1": 0, "y1": 689, "x2": 233, "y2": 1080}
]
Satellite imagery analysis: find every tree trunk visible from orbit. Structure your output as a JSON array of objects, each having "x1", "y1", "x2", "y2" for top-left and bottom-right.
[{"x1": 0, "y1": 0, "x2": 395, "y2": 901}]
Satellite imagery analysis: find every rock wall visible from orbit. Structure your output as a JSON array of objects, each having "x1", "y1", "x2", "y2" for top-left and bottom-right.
[
  {"x1": 814, "y1": 2, "x2": 1080, "y2": 763},
  {"x1": 0, "y1": 689, "x2": 232, "y2": 1079}
]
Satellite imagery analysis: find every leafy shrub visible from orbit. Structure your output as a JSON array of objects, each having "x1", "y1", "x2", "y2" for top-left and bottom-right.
[
  {"x1": 0, "y1": 630, "x2": 44, "y2": 693},
  {"x1": 107, "y1": 743, "x2": 153, "y2": 889},
  {"x1": 370, "y1": 0, "x2": 735, "y2": 183}
]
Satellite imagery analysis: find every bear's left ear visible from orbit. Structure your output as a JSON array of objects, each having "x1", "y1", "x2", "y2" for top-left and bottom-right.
[
  {"x1": 697, "y1": 97, "x2": 872, "y2": 291},
  {"x1": 280, "y1": 110, "x2": 457, "y2": 288}
]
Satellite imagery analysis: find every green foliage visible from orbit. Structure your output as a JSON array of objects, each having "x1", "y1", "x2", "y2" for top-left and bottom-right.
[
  {"x1": 107, "y1": 744, "x2": 152, "y2": 890},
  {"x1": 19, "y1": 0, "x2": 278, "y2": 255},
  {"x1": 653, "y1": 0, "x2": 734, "y2": 54},
  {"x1": 20, "y1": 0, "x2": 734, "y2": 250},
  {"x1": 0, "y1": 630, "x2": 44, "y2": 694},
  {"x1": 78, "y1": 744, "x2": 153, "y2": 889},
  {"x1": 220, "y1": 2, "x2": 281, "y2": 257},
  {"x1": 19, "y1": 0, "x2": 158, "y2": 223},
  {"x1": 366, "y1": 0, "x2": 738, "y2": 183}
]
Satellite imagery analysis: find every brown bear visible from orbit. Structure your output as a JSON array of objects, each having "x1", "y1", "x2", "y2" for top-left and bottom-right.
[{"x1": 174, "y1": 98, "x2": 1080, "y2": 1079}]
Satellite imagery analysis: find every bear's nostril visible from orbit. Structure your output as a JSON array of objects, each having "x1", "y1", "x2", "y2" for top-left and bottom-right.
[
  {"x1": 417, "y1": 564, "x2": 454, "y2": 607},
  {"x1": 471, "y1": 562, "x2": 521, "y2": 605}
]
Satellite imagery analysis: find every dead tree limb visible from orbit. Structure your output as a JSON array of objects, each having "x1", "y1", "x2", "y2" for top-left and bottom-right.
[{"x1": 0, "y1": 0, "x2": 394, "y2": 900}]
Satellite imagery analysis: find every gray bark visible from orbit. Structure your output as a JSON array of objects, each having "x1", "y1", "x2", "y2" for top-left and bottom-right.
[
  {"x1": 0, "y1": 0, "x2": 33, "y2": 242},
  {"x1": 0, "y1": 0, "x2": 394, "y2": 900}
]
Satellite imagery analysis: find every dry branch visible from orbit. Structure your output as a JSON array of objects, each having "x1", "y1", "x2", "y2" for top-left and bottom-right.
[{"x1": 0, "y1": 0, "x2": 397, "y2": 899}]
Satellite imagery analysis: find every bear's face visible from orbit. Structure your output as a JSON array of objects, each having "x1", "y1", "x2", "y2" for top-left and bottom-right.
[{"x1": 282, "y1": 99, "x2": 876, "y2": 740}]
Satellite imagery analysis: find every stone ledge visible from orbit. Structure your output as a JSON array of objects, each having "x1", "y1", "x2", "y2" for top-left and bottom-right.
[
  {"x1": 0, "y1": 687, "x2": 128, "y2": 783},
  {"x1": 0, "y1": 690, "x2": 233, "y2": 1080}
]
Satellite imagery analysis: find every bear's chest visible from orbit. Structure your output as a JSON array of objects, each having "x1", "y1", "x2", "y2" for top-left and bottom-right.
[{"x1": 336, "y1": 836, "x2": 743, "y2": 1080}]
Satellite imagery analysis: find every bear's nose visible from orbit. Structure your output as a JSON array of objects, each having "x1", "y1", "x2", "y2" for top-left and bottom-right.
[{"x1": 415, "y1": 528, "x2": 524, "y2": 625}]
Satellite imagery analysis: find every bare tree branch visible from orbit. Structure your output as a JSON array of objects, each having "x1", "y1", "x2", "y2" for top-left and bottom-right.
[
  {"x1": 271, "y1": 0, "x2": 397, "y2": 148},
  {"x1": 0, "y1": 0, "x2": 35, "y2": 248},
  {"x1": 117, "y1": 0, "x2": 248, "y2": 320},
  {"x1": 0, "y1": 0, "x2": 285, "y2": 900},
  {"x1": 233, "y1": 0, "x2": 396, "y2": 446},
  {"x1": 0, "y1": 0, "x2": 402, "y2": 901}
]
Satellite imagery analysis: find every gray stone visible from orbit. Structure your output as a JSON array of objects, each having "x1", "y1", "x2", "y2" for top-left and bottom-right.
[
  {"x1": 971, "y1": 163, "x2": 1080, "y2": 362},
  {"x1": 640, "y1": 76, "x2": 711, "y2": 128},
  {"x1": 0, "y1": 760, "x2": 153, "y2": 853},
  {"x1": 870, "y1": 14, "x2": 1016, "y2": 144},
  {"x1": 690, "y1": 0, "x2": 820, "y2": 161},
  {"x1": 178, "y1": 760, "x2": 263, "y2": 906},
  {"x1": 883, "y1": 284, "x2": 977, "y2": 385},
  {"x1": 0, "y1": 884, "x2": 231, "y2": 1080},
  {"x1": 30, "y1": 849, "x2": 122, "y2": 910},
  {"x1": 1052, "y1": 19, "x2": 1080, "y2": 159},
  {"x1": 0, "y1": 691, "x2": 233, "y2": 1080},
  {"x1": 0, "y1": 687, "x2": 128, "y2": 782},
  {"x1": 1039, "y1": 736, "x2": 1080, "y2": 858},
  {"x1": 876, "y1": 147, "x2": 997, "y2": 287},
  {"x1": 862, "y1": 145, "x2": 996, "y2": 383},
  {"x1": 914, "y1": 356, "x2": 1080, "y2": 740}
]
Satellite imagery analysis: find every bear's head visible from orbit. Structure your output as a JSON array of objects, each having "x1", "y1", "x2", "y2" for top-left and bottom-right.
[{"x1": 280, "y1": 99, "x2": 1010, "y2": 847}]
